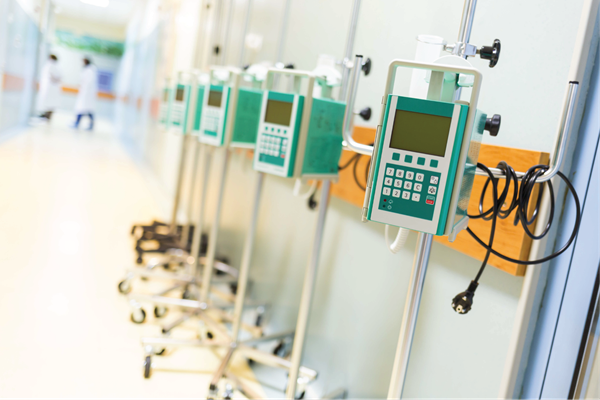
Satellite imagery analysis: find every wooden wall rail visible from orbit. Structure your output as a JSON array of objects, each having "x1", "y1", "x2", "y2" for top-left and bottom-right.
[{"x1": 331, "y1": 126, "x2": 549, "y2": 277}]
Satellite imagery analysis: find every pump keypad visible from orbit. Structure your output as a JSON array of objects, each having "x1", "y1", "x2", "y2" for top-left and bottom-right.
[
  {"x1": 379, "y1": 163, "x2": 441, "y2": 221},
  {"x1": 258, "y1": 134, "x2": 287, "y2": 166}
]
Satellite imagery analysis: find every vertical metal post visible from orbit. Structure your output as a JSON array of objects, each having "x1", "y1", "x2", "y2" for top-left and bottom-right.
[
  {"x1": 200, "y1": 148, "x2": 230, "y2": 303},
  {"x1": 238, "y1": 0, "x2": 253, "y2": 68},
  {"x1": 231, "y1": 172, "x2": 264, "y2": 341},
  {"x1": 386, "y1": 1, "x2": 477, "y2": 398},
  {"x1": 221, "y1": 0, "x2": 235, "y2": 65},
  {"x1": 339, "y1": 0, "x2": 361, "y2": 101},
  {"x1": 275, "y1": 0, "x2": 293, "y2": 63},
  {"x1": 285, "y1": 180, "x2": 332, "y2": 399},
  {"x1": 190, "y1": 144, "x2": 212, "y2": 276},
  {"x1": 181, "y1": 140, "x2": 200, "y2": 246},
  {"x1": 170, "y1": 135, "x2": 190, "y2": 233},
  {"x1": 387, "y1": 233, "x2": 433, "y2": 398}
]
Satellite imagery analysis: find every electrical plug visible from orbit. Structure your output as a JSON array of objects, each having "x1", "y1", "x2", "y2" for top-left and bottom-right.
[{"x1": 451, "y1": 281, "x2": 479, "y2": 314}]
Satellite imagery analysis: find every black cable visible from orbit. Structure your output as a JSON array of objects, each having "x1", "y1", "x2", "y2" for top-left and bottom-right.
[
  {"x1": 452, "y1": 162, "x2": 582, "y2": 314},
  {"x1": 338, "y1": 144, "x2": 374, "y2": 191}
]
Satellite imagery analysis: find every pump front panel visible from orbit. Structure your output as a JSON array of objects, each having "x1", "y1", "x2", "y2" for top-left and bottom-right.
[
  {"x1": 253, "y1": 91, "x2": 303, "y2": 177},
  {"x1": 169, "y1": 84, "x2": 191, "y2": 134},
  {"x1": 198, "y1": 85, "x2": 230, "y2": 146},
  {"x1": 159, "y1": 87, "x2": 171, "y2": 126},
  {"x1": 368, "y1": 95, "x2": 468, "y2": 235}
]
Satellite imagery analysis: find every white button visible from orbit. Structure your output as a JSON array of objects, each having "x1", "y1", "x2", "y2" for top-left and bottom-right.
[
  {"x1": 412, "y1": 193, "x2": 420, "y2": 202},
  {"x1": 396, "y1": 170, "x2": 404, "y2": 178},
  {"x1": 402, "y1": 191, "x2": 410, "y2": 200},
  {"x1": 283, "y1": 139, "x2": 288, "y2": 145},
  {"x1": 406, "y1": 171, "x2": 414, "y2": 180},
  {"x1": 392, "y1": 189, "x2": 401, "y2": 198},
  {"x1": 428, "y1": 186, "x2": 437, "y2": 195},
  {"x1": 394, "y1": 179, "x2": 403, "y2": 188},
  {"x1": 386, "y1": 167, "x2": 395, "y2": 176},
  {"x1": 384, "y1": 177, "x2": 393, "y2": 186},
  {"x1": 403, "y1": 181, "x2": 412, "y2": 190},
  {"x1": 383, "y1": 187, "x2": 391, "y2": 196},
  {"x1": 414, "y1": 183, "x2": 422, "y2": 192},
  {"x1": 430, "y1": 176, "x2": 439, "y2": 184},
  {"x1": 416, "y1": 173, "x2": 424, "y2": 182}
]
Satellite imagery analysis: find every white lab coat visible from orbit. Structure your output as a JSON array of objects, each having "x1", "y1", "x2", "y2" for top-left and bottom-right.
[
  {"x1": 75, "y1": 65, "x2": 98, "y2": 114},
  {"x1": 36, "y1": 60, "x2": 61, "y2": 112}
]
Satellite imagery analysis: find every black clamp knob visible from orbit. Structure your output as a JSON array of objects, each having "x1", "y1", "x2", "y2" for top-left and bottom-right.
[
  {"x1": 361, "y1": 57, "x2": 372, "y2": 76},
  {"x1": 484, "y1": 114, "x2": 501, "y2": 136},
  {"x1": 357, "y1": 107, "x2": 372, "y2": 121},
  {"x1": 479, "y1": 39, "x2": 500, "y2": 68},
  {"x1": 284, "y1": 63, "x2": 295, "y2": 69}
]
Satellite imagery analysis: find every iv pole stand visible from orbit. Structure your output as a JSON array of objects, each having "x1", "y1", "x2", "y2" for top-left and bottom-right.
[
  {"x1": 285, "y1": 0, "x2": 362, "y2": 398},
  {"x1": 387, "y1": 1, "x2": 477, "y2": 398}
]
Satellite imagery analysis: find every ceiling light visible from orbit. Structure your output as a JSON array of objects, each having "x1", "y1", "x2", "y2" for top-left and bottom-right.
[{"x1": 80, "y1": 0, "x2": 110, "y2": 7}]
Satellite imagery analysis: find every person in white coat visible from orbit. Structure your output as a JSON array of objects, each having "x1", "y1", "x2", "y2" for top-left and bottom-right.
[
  {"x1": 72, "y1": 57, "x2": 98, "y2": 130},
  {"x1": 36, "y1": 54, "x2": 62, "y2": 121}
]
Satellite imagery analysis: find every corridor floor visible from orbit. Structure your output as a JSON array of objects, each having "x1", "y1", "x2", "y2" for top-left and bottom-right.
[{"x1": 0, "y1": 117, "x2": 259, "y2": 397}]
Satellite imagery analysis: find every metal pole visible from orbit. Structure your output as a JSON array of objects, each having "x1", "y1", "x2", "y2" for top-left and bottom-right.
[
  {"x1": 190, "y1": 144, "x2": 212, "y2": 277},
  {"x1": 238, "y1": 0, "x2": 253, "y2": 68},
  {"x1": 386, "y1": 1, "x2": 478, "y2": 398},
  {"x1": 457, "y1": 0, "x2": 477, "y2": 44},
  {"x1": 285, "y1": 180, "x2": 332, "y2": 399},
  {"x1": 231, "y1": 172, "x2": 264, "y2": 341},
  {"x1": 200, "y1": 148, "x2": 230, "y2": 303},
  {"x1": 170, "y1": 135, "x2": 190, "y2": 233},
  {"x1": 181, "y1": 140, "x2": 200, "y2": 246},
  {"x1": 275, "y1": 0, "x2": 293, "y2": 63},
  {"x1": 221, "y1": 0, "x2": 235, "y2": 65},
  {"x1": 339, "y1": 0, "x2": 361, "y2": 101},
  {"x1": 387, "y1": 233, "x2": 433, "y2": 398}
]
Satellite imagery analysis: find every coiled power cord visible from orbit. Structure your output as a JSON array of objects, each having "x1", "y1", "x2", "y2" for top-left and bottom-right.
[{"x1": 452, "y1": 161, "x2": 582, "y2": 314}]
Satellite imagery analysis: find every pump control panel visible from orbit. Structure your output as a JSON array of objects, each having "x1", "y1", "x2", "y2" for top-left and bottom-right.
[
  {"x1": 198, "y1": 85, "x2": 231, "y2": 146},
  {"x1": 169, "y1": 84, "x2": 191, "y2": 134},
  {"x1": 253, "y1": 91, "x2": 303, "y2": 177},
  {"x1": 367, "y1": 95, "x2": 469, "y2": 235}
]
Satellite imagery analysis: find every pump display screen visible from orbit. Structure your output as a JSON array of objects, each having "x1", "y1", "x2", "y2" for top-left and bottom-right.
[
  {"x1": 175, "y1": 88, "x2": 185, "y2": 102},
  {"x1": 264, "y1": 99, "x2": 293, "y2": 126},
  {"x1": 208, "y1": 90, "x2": 222, "y2": 107},
  {"x1": 389, "y1": 110, "x2": 452, "y2": 157}
]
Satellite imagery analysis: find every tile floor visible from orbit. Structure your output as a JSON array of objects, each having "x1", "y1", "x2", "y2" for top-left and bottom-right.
[{"x1": 0, "y1": 115, "x2": 261, "y2": 398}]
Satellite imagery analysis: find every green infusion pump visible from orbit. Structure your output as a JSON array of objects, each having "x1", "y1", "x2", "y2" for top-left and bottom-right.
[
  {"x1": 230, "y1": 87, "x2": 264, "y2": 148},
  {"x1": 197, "y1": 85, "x2": 231, "y2": 146},
  {"x1": 168, "y1": 83, "x2": 191, "y2": 134},
  {"x1": 367, "y1": 95, "x2": 485, "y2": 236},
  {"x1": 253, "y1": 90, "x2": 345, "y2": 178}
]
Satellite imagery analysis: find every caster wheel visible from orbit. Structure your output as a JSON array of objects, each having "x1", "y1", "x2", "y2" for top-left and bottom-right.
[
  {"x1": 155, "y1": 348, "x2": 166, "y2": 356},
  {"x1": 154, "y1": 306, "x2": 168, "y2": 318},
  {"x1": 143, "y1": 355, "x2": 152, "y2": 379},
  {"x1": 273, "y1": 340, "x2": 285, "y2": 357},
  {"x1": 118, "y1": 280, "x2": 131, "y2": 294},
  {"x1": 182, "y1": 288, "x2": 196, "y2": 300},
  {"x1": 229, "y1": 283, "x2": 238, "y2": 295},
  {"x1": 131, "y1": 308, "x2": 146, "y2": 324}
]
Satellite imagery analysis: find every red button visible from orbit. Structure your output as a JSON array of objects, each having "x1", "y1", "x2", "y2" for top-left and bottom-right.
[
  {"x1": 281, "y1": 154, "x2": 285, "y2": 158},
  {"x1": 426, "y1": 199, "x2": 434, "y2": 205}
]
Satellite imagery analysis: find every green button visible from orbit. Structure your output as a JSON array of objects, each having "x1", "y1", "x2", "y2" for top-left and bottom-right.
[
  {"x1": 278, "y1": 129, "x2": 281, "y2": 133},
  {"x1": 417, "y1": 157, "x2": 425, "y2": 166},
  {"x1": 430, "y1": 159, "x2": 438, "y2": 168},
  {"x1": 404, "y1": 155, "x2": 413, "y2": 163},
  {"x1": 392, "y1": 153, "x2": 400, "y2": 161}
]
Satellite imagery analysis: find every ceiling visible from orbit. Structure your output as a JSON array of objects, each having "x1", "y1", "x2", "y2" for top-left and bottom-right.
[{"x1": 51, "y1": 0, "x2": 137, "y2": 26}]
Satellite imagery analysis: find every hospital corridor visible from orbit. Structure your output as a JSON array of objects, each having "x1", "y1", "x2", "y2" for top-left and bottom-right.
[{"x1": 0, "y1": 0, "x2": 599, "y2": 399}]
